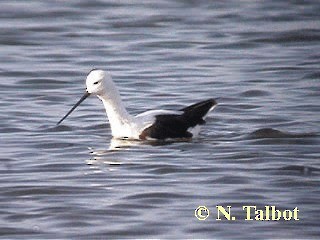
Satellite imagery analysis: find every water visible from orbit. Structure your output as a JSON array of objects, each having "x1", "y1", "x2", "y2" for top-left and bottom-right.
[{"x1": 1, "y1": 0, "x2": 319, "y2": 239}]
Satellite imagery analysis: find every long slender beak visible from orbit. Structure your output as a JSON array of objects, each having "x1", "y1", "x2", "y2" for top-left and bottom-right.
[{"x1": 57, "y1": 91, "x2": 91, "y2": 125}]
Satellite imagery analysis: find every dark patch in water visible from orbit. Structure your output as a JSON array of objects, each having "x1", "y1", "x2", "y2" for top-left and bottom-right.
[
  {"x1": 16, "y1": 78, "x2": 69, "y2": 90},
  {"x1": 280, "y1": 165, "x2": 320, "y2": 176},
  {"x1": 254, "y1": 29, "x2": 320, "y2": 44},
  {"x1": 147, "y1": 165, "x2": 181, "y2": 175},
  {"x1": 1, "y1": 127, "x2": 25, "y2": 133},
  {"x1": 88, "y1": 124, "x2": 108, "y2": 130},
  {"x1": 303, "y1": 71, "x2": 320, "y2": 80},
  {"x1": 46, "y1": 125, "x2": 73, "y2": 132},
  {"x1": 249, "y1": 128, "x2": 287, "y2": 138},
  {"x1": 240, "y1": 89, "x2": 270, "y2": 97},
  {"x1": 249, "y1": 128, "x2": 317, "y2": 139},
  {"x1": 18, "y1": 78, "x2": 68, "y2": 85}
]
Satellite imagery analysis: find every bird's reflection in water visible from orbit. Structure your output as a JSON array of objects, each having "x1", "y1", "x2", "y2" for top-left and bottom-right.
[
  {"x1": 108, "y1": 137, "x2": 185, "y2": 150},
  {"x1": 86, "y1": 138, "x2": 146, "y2": 170},
  {"x1": 86, "y1": 137, "x2": 191, "y2": 169},
  {"x1": 108, "y1": 138, "x2": 144, "y2": 151}
]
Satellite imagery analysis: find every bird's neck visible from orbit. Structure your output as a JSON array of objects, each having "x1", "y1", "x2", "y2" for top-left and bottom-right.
[{"x1": 98, "y1": 89, "x2": 133, "y2": 138}]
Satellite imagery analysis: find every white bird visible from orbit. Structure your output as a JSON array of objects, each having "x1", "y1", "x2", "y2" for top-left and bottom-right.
[{"x1": 57, "y1": 69, "x2": 217, "y2": 140}]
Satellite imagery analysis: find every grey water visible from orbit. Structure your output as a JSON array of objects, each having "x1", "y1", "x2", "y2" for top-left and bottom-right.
[{"x1": 1, "y1": 0, "x2": 320, "y2": 239}]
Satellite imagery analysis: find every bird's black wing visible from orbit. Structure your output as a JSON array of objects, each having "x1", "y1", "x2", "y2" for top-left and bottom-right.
[{"x1": 139, "y1": 99, "x2": 217, "y2": 140}]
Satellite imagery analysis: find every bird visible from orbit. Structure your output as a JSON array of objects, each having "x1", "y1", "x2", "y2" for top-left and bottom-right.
[{"x1": 57, "y1": 69, "x2": 217, "y2": 141}]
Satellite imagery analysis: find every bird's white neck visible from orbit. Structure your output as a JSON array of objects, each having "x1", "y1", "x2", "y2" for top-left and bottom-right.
[{"x1": 98, "y1": 87, "x2": 133, "y2": 138}]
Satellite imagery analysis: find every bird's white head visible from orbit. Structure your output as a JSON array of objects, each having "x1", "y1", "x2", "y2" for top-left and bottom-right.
[
  {"x1": 57, "y1": 69, "x2": 117, "y2": 125},
  {"x1": 85, "y1": 69, "x2": 110, "y2": 95}
]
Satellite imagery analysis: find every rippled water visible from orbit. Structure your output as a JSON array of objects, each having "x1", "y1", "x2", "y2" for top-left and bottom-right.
[{"x1": 1, "y1": 0, "x2": 319, "y2": 239}]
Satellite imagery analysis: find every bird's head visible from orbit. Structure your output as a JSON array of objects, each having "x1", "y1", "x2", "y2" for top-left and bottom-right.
[
  {"x1": 57, "y1": 69, "x2": 113, "y2": 125},
  {"x1": 85, "y1": 69, "x2": 109, "y2": 95}
]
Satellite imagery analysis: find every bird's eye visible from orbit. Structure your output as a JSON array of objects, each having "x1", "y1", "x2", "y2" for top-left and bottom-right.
[{"x1": 93, "y1": 81, "x2": 99, "y2": 85}]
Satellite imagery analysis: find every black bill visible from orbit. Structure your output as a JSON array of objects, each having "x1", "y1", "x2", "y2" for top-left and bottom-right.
[{"x1": 57, "y1": 91, "x2": 91, "y2": 125}]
